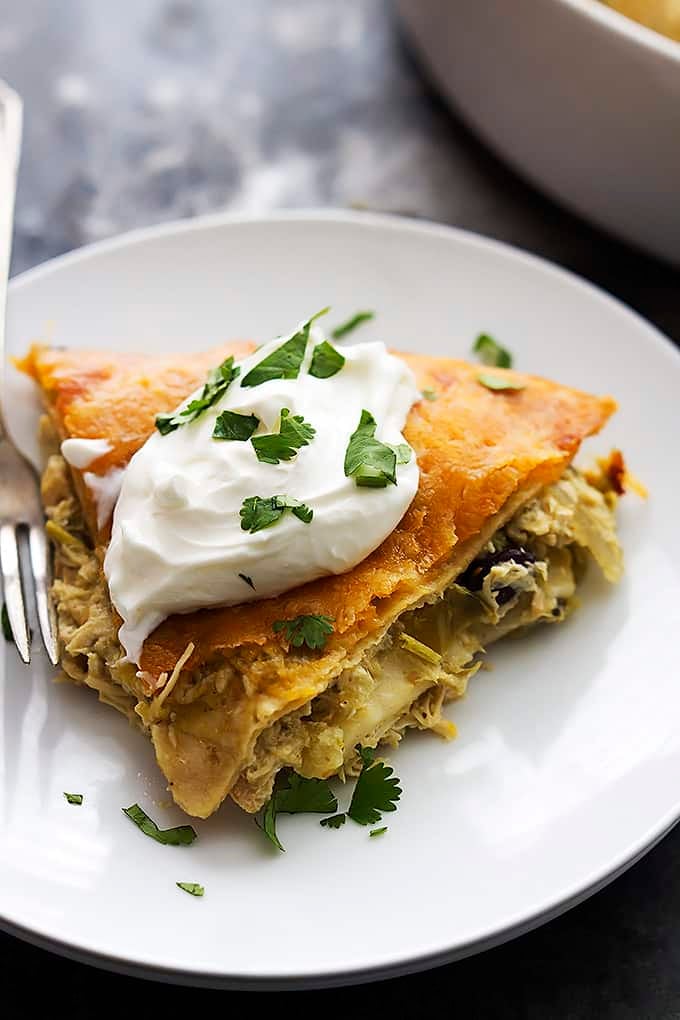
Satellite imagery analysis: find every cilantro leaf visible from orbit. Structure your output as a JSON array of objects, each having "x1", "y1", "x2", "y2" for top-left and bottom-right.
[
  {"x1": 240, "y1": 495, "x2": 286, "y2": 532},
  {"x1": 473, "y1": 333, "x2": 513, "y2": 369},
  {"x1": 64, "y1": 792, "x2": 83, "y2": 805},
  {"x1": 275, "y1": 774, "x2": 338, "y2": 815},
  {"x1": 272, "y1": 614, "x2": 334, "y2": 650},
  {"x1": 347, "y1": 746, "x2": 402, "y2": 826},
  {"x1": 1, "y1": 603, "x2": 12, "y2": 642},
  {"x1": 238, "y1": 572, "x2": 255, "y2": 590},
  {"x1": 320, "y1": 813, "x2": 346, "y2": 829},
  {"x1": 370, "y1": 826, "x2": 388, "y2": 838},
  {"x1": 239, "y1": 495, "x2": 313, "y2": 533},
  {"x1": 260, "y1": 798, "x2": 284, "y2": 852},
  {"x1": 478, "y1": 372, "x2": 525, "y2": 392},
  {"x1": 344, "y1": 409, "x2": 397, "y2": 488},
  {"x1": 421, "y1": 389, "x2": 438, "y2": 402},
  {"x1": 176, "y1": 882, "x2": 204, "y2": 897},
  {"x1": 213, "y1": 410, "x2": 259, "y2": 441},
  {"x1": 252, "y1": 408, "x2": 316, "y2": 465},
  {"x1": 156, "y1": 357, "x2": 240, "y2": 435},
  {"x1": 392, "y1": 444, "x2": 412, "y2": 465},
  {"x1": 331, "y1": 311, "x2": 374, "y2": 339},
  {"x1": 241, "y1": 309, "x2": 329, "y2": 388},
  {"x1": 122, "y1": 803, "x2": 197, "y2": 846},
  {"x1": 309, "y1": 340, "x2": 346, "y2": 379},
  {"x1": 259, "y1": 773, "x2": 338, "y2": 851}
]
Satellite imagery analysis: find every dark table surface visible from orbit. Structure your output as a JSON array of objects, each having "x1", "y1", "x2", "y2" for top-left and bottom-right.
[{"x1": 1, "y1": 0, "x2": 679, "y2": 1014}]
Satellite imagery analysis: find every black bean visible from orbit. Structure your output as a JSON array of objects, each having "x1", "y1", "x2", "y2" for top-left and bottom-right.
[{"x1": 458, "y1": 547, "x2": 536, "y2": 593}]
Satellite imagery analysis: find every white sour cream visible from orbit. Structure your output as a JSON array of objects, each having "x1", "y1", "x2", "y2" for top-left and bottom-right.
[
  {"x1": 104, "y1": 321, "x2": 420, "y2": 664},
  {"x1": 83, "y1": 468, "x2": 125, "y2": 530},
  {"x1": 61, "y1": 437, "x2": 112, "y2": 469}
]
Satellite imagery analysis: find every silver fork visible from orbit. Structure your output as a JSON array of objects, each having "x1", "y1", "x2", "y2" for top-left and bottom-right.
[{"x1": 0, "y1": 81, "x2": 58, "y2": 665}]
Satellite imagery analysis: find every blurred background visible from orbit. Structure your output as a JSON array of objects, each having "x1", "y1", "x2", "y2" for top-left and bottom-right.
[
  {"x1": 1, "y1": 0, "x2": 678, "y2": 341},
  {"x1": 2, "y1": 0, "x2": 680, "y2": 1014}
]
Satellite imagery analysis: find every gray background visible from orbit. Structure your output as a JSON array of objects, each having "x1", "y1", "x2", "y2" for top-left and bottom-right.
[{"x1": 2, "y1": 1, "x2": 680, "y2": 1015}]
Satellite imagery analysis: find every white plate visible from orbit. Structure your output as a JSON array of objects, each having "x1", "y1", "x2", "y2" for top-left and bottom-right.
[{"x1": 2, "y1": 211, "x2": 679, "y2": 989}]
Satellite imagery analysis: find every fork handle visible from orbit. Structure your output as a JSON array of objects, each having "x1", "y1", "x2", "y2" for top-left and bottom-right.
[{"x1": 0, "y1": 82, "x2": 23, "y2": 436}]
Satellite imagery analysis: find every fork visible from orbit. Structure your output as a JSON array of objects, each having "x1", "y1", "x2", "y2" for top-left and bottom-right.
[{"x1": 0, "y1": 81, "x2": 58, "y2": 665}]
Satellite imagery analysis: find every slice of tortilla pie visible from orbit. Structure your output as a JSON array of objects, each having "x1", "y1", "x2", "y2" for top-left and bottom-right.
[{"x1": 20, "y1": 342, "x2": 616, "y2": 817}]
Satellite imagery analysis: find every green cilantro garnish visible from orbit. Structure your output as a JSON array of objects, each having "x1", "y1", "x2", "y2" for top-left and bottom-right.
[
  {"x1": 155, "y1": 357, "x2": 240, "y2": 435},
  {"x1": 331, "y1": 311, "x2": 374, "y2": 339},
  {"x1": 241, "y1": 309, "x2": 329, "y2": 388},
  {"x1": 213, "y1": 410, "x2": 259, "y2": 441},
  {"x1": 261, "y1": 798, "x2": 284, "y2": 851},
  {"x1": 370, "y1": 826, "x2": 388, "y2": 838},
  {"x1": 478, "y1": 373, "x2": 525, "y2": 392},
  {"x1": 393, "y1": 444, "x2": 412, "y2": 465},
  {"x1": 176, "y1": 882, "x2": 204, "y2": 897},
  {"x1": 309, "y1": 340, "x2": 346, "y2": 379},
  {"x1": 64, "y1": 792, "x2": 83, "y2": 805},
  {"x1": 122, "y1": 804, "x2": 197, "y2": 846},
  {"x1": 1, "y1": 603, "x2": 12, "y2": 642},
  {"x1": 320, "y1": 813, "x2": 346, "y2": 829},
  {"x1": 473, "y1": 333, "x2": 513, "y2": 369},
  {"x1": 240, "y1": 495, "x2": 313, "y2": 533},
  {"x1": 238, "y1": 573, "x2": 255, "y2": 589},
  {"x1": 275, "y1": 775, "x2": 337, "y2": 815},
  {"x1": 421, "y1": 389, "x2": 438, "y2": 402},
  {"x1": 272, "y1": 614, "x2": 334, "y2": 650},
  {"x1": 347, "y1": 746, "x2": 402, "y2": 826},
  {"x1": 259, "y1": 774, "x2": 338, "y2": 852},
  {"x1": 251, "y1": 409, "x2": 316, "y2": 465},
  {"x1": 344, "y1": 409, "x2": 404, "y2": 488}
]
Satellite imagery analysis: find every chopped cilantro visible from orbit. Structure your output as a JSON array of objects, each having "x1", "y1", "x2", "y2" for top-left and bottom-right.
[
  {"x1": 473, "y1": 333, "x2": 513, "y2": 369},
  {"x1": 320, "y1": 813, "x2": 346, "y2": 829},
  {"x1": 276, "y1": 775, "x2": 337, "y2": 815},
  {"x1": 344, "y1": 409, "x2": 400, "y2": 488},
  {"x1": 155, "y1": 356, "x2": 240, "y2": 434},
  {"x1": 238, "y1": 573, "x2": 255, "y2": 590},
  {"x1": 239, "y1": 495, "x2": 313, "y2": 533},
  {"x1": 259, "y1": 773, "x2": 338, "y2": 852},
  {"x1": 331, "y1": 311, "x2": 374, "y2": 339},
  {"x1": 370, "y1": 827, "x2": 388, "y2": 838},
  {"x1": 478, "y1": 372, "x2": 525, "y2": 392},
  {"x1": 421, "y1": 389, "x2": 438, "y2": 402},
  {"x1": 393, "y1": 444, "x2": 412, "y2": 465},
  {"x1": 272, "y1": 614, "x2": 334, "y2": 650},
  {"x1": 309, "y1": 340, "x2": 346, "y2": 379},
  {"x1": 122, "y1": 804, "x2": 197, "y2": 846},
  {"x1": 347, "y1": 746, "x2": 402, "y2": 826},
  {"x1": 212, "y1": 409, "x2": 259, "y2": 441},
  {"x1": 241, "y1": 309, "x2": 329, "y2": 388},
  {"x1": 258, "y1": 798, "x2": 284, "y2": 851},
  {"x1": 1, "y1": 603, "x2": 12, "y2": 642},
  {"x1": 63, "y1": 792, "x2": 83, "y2": 805},
  {"x1": 399, "y1": 633, "x2": 442, "y2": 665},
  {"x1": 176, "y1": 882, "x2": 204, "y2": 897},
  {"x1": 252, "y1": 409, "x2": 316, "y2": 465}
]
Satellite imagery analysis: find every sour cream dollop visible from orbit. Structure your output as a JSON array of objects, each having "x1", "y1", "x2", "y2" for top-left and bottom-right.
[
  {"x1": 105, "y1": 320, "x2": 420, "y2": 664},
  {"x1": 61, "y1": 437, "x2": 112, "y2": 469}
]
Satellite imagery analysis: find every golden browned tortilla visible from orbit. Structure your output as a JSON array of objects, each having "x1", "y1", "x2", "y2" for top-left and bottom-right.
[{"x1": 20, "y1": 342, "x2": 621, "y2": 818}]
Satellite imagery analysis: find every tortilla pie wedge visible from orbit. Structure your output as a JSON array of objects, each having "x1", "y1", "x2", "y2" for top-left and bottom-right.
[{"x1": 19, "y1": 342, "x2": 622, "y2": 818}]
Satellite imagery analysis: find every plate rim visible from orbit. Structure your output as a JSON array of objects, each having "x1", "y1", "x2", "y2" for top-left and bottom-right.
[
  {"x1": 3, "y1": 207, "x2": 679, "y2": 989},
  {"x1": 9, "y1": 207, "x2": 680, "y2": 368},
  {"x1": 1, "y1": 819, "x2": 677, "y2": 990}
]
